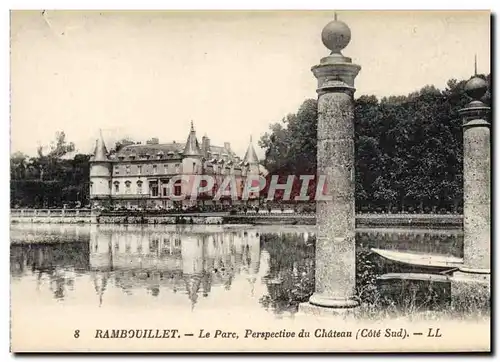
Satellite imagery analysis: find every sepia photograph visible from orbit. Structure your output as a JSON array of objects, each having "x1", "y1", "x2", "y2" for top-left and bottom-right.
[{"x1": 9, "y1": 9, "x2": 491, "y2": 353}]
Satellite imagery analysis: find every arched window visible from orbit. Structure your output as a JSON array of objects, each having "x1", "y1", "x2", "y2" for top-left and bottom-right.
[
  {"x1": 137, "y1": 180, "x2": 143, "y2": 194},
  {"x1": 125, "y1": 180, "x2": 131, "y2": 194},
  {"x1": 113, "y1": 181, "x2": 120, "y2": 193},
  {"x1": 90, "y1": 182, "x2": 94, "y2": 194}
]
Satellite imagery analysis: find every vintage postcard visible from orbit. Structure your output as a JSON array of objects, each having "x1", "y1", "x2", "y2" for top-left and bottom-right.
[{"x1": 10, "y1": 10, "x2": 491, "y2": 353}]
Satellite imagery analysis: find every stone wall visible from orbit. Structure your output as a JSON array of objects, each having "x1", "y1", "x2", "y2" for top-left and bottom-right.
[{"x1": 10, "y1": 215, "x2": 94, "y2": 224}]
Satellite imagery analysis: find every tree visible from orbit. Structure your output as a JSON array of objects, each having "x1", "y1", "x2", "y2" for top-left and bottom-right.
[
  {"x1": 10, "y1": 132, "x2": 93, "y2": 208},
  {"x1": 111, "y1": 138, "x2": 135, "y2": 153},
  {"x1": 10, "y1": 151, "x2": 28, "y2": 180},
  {"x1": 259, "y1": 74, "x2": 491, "y2": 213}
]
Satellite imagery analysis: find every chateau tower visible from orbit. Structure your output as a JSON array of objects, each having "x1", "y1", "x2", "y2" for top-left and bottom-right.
[
  {"x1": 242, "y1": 136, "x2": 260, "y2": 205},
  {"x1": 181, "y1": 122, "x2": 203, "y2": 206},
  {"x1": 89, "y1": 131, "x2": 112, "y2": 208},
  {"x1": 243, "y1": 136, "x2": 260, "y2": 175},
  {"x1": 182, "y1": 121, "x2": 203, "y2": 175}
]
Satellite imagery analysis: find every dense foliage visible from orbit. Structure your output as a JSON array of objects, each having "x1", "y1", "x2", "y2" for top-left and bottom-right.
[
  {"x1": 259, "y1": 75, "x2": 491, "y2": 213},
  {"x1": 10, "y1": 132, "x2": 90, "y2": 208}
]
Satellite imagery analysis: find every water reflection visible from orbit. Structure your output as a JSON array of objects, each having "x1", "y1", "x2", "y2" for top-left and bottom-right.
[
  {"x1": 356, "y1": 228, "x2": 463, "y2": 258},
  {"x1": 88, "y1": 225, "x2": 263, "y2": 309},
  {"x1": 10, "y1": 224, "x2": 462, "y2": 315}
]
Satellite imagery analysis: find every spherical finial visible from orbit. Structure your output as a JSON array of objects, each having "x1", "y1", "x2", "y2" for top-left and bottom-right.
[
  {"x1": 321, "y1": 19, "x2": 351, "y2": 54},
  {"x1": 464, "y1": 76, "x2": 488, "y2": 101}
]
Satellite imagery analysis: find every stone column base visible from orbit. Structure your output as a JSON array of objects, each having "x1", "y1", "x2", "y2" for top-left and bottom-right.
[
  {"x1": 450, "y1": 268, "x2": 490, "y2": 311},
  {"x1": 298, "y1": 302, "x2": 357, "y2": 317},
  {"x1": 298, "y1": 293, "x2": 358, "y2": 316}
]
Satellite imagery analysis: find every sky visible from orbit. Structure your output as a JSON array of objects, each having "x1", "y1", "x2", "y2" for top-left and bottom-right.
[{"x1": 10, "y1": 10, "x2": 491, "y2": 159}]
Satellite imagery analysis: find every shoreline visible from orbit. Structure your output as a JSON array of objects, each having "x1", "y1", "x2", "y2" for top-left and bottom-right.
[{"x1": 10, "y1": 211, "x2": 463, "y2": 229}]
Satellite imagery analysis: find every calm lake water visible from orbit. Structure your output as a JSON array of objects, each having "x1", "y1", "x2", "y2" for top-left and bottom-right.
[{"x1": 10, "y1": 223, "x2": 463, "y2": 319}]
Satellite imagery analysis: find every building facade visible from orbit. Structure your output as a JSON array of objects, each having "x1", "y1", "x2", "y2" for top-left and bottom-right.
[{"x1": 89, "y1": 122, "x2": 262, "y2": 210}]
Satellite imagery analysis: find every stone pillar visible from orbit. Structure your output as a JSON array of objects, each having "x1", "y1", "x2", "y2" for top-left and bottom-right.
[
  {"x1": 299, "y1": 16, "x2": 361, "y2": 313},
  {"x1": 452, "y1": 75, "x2": 490, "y2": 289}
]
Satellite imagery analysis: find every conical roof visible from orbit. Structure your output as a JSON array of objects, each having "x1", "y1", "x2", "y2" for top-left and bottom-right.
[
  {"x1": 243, "y1": 136, "x2": 259, "y2": 164},
  {"x1": 91, "y1": 131, "x2": 109, "y2": 162},
  {"x1": 183, "y1": 121, "x2": 202, "y2": 157}
]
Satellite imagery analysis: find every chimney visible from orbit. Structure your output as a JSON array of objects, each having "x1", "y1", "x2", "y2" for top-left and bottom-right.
[
  {"x1": 202, "y1": 135, "x2": 211, "y2": 158},
  {"x1": 224, "y1": 142, "x2": 231, "y2": 151}
]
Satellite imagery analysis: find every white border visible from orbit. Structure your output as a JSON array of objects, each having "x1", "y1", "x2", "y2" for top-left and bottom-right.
[{"x1": 3, "y1": 2, "x2": 498, "y2": 361}]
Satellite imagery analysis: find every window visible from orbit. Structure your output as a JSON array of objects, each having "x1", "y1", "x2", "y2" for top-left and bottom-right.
[
  {"x1": 114, "y1": 166, "x2": 120, "y2": 175},
  {"x1": 150, "y1": 238, "x2": 159, "y2": 253},
  {"x1": 150, "y1": 181, "x2": 159, "y2": 197},
  {"x1": 114, "y1": 181, "x2": 120, "y2": 193},
  {"x1": 175, "y1": 163, "x2": 180, "y2": 173},
  {"x1": 164, "y1": 164, "x2": 168, "y2": 173},
  {"x1": 125, "y1": 180, "x2": 131, "y2": 194},
  {"x1": 137, "y1": 180, "x2": 143, "y2": 194},
  {"x1": 138, "y1": 165, "x2": 142, "y2": 175},
  {"x1": 174, "y1": 180, "x2": 182, "y2": 196},
  {"x1": 153, "y1": 165, "x2": 157, "y2": 175},
  {"x1": 193, "y1": 162, "x2": 196, "y2": 173},
  {"x1": 126, "y1": 165, "x2": 130, "y2": 175},
  {"x1": 90, "y1": 182, "x2": 93, "y2": 194}
]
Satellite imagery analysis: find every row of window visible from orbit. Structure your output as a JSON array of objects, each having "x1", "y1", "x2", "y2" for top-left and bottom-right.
[
  {"x1": 108, "y1": 180, "x2": 182, "y2": 196},
  {"x1": 112, "y1": 163, "x2": 245, "y2": 176},
  {"x1": 115, "y1": 164, "x2": 181, "y2": 176},
  {"x1": 91, "y1": 178, "x2": 246, "y2": 196}
]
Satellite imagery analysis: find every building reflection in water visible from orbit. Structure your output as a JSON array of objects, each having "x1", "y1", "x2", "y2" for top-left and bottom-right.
[{"x1": 88, "y1": 225, "x2": 262, "y2": 309}]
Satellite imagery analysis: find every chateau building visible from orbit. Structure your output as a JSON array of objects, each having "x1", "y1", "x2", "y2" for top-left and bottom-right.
[{"x1": 89, "y1": 122, "x2": 262, "y2": 209}]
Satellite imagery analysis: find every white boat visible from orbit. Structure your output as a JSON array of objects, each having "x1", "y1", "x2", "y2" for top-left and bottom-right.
[{"x1": 370, "y1": 248, "x2": 463, "y2": 271}]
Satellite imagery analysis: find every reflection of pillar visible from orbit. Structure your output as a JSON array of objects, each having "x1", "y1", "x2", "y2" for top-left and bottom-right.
[
  {"x1": 181, "y1": 235, "x2": 205, "y2": 275},
  {"x1": 301, "y1": 15, "x2": 360, "y2": 312},
  {"x1": 50, "y1": 272, "x2": 66, "y2": 300},
  {"x1": 201, "y1": 270, "x2": 212, "y2": 297},
  {"x1": 246, "y1": 231, "x2": 261, "y2": 296},
  {"x1": 89, "y1": 226, "x2": 113, "y2": 271},
  {"x1": 452, "y1": 70, "x2": 490, "y2": 287},
  {"x1": 205, "y1": 235, "x2": 216, "y2": 272},
  {"x1": 92, "y1": 271, "x2": 109, "y2": 307},
  {"x1": 181, "y1": 235, "x2": 205, "y2": 309},
  {"x1": 233, "y1": 233, "x2": 243, "y2": 271},
  {"x1": 248, "y1": 231, "x2": 261, "y2": 275}
]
